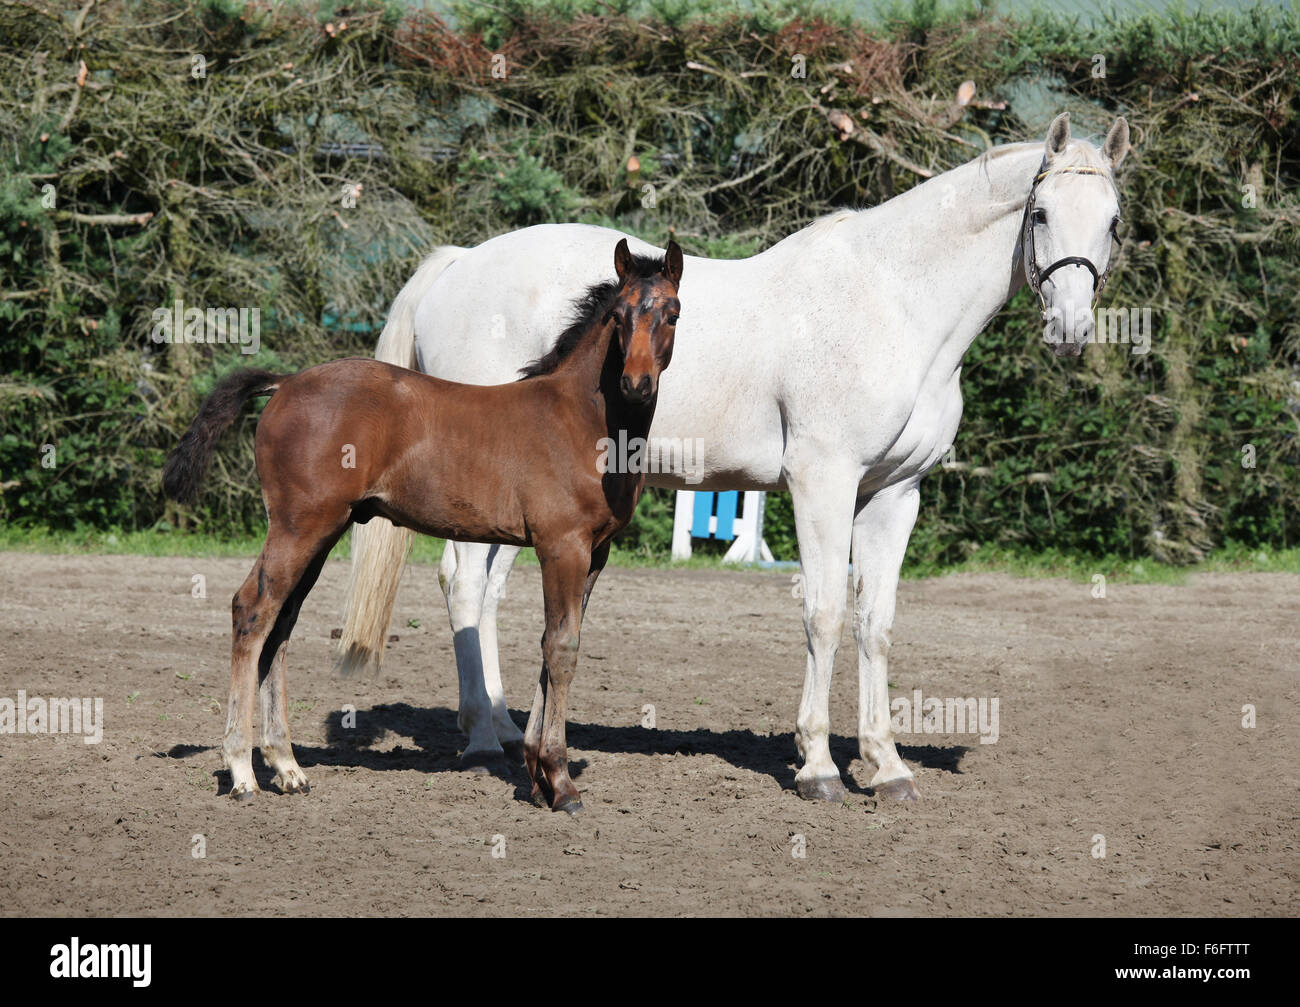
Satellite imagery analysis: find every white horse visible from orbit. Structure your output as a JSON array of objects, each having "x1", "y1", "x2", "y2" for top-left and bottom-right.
[{"x1": 339, "y1": 112, "x2": 1129, "y2": 802}]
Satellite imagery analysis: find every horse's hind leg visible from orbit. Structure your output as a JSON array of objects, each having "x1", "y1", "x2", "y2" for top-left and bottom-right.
[
  {"x1": 259, "y1": 537, "x2": 343, "y2": 794},
  {"x1": 480, "y1": 544, "x2": 526, "y2": 762},
  {"x1": 224, "y1": 516, "x2": 345, "y2": 799},
  {"x1": 226, "y1": 554, "x2": 284, "y2": 800},
  {"x1": 259, "y1": 636, "x2": 308, "y2": 794},
  {"x1": 440, "y1": 541, "x2": 510, "y2": 770}
]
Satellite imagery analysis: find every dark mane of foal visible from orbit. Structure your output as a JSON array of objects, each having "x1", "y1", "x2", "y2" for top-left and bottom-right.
[{"x1": 517, "y1": 250, "x2": 667, "y2": 380}]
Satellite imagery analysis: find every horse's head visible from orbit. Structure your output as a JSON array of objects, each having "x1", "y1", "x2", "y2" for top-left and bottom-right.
[
  {"x1": 1022, "y1": 111, "x2": 1129, "y2": 357},
  {"x1": 606, "y1": 238, "x2": 683, "y2": 405}
]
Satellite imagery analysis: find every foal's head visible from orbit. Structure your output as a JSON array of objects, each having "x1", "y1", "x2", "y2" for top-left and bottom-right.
[{"x1": 606, "y1": 238, "x2": 683, "y2": 405}]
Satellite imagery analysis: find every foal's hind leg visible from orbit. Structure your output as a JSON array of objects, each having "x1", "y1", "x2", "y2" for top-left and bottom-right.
[
  {"x1": 226, "y1": 556, "x2": 288, "y2": 800},
  {"x1": 259, "y1": 542, "x2": 340, "y2": 794},
  {"x1": 259, "y1": 638, "x2": 309, "y2": 794},
  {"x1": 225, "y1": 517, "x2": 345, "y2": 799}
]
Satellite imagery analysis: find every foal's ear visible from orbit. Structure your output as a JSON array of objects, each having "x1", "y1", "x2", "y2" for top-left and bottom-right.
[
  {"x1": 1044, "y1": 111, "x2": 1071, "y2": 164},
  {"x1": 1102, "y1": 116, "x2": 1129, "y2": 172},
  {"x1": 663, "y1": 240, "x2": 684, "y2": 287},
  {"x1": 614, "y1": 238, "x2": 634, "y2": 283}
]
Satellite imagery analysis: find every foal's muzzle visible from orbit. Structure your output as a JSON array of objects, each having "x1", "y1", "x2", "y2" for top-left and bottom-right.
[{"x1": 620, "y1": 374, "x2": 653, "y2": 404}]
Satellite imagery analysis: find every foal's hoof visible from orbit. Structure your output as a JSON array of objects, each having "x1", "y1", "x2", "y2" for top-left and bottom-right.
[
  {"x1": 229, "y1": 783, "x2": 259, "y2": 803},
  {"x1": 271, "y1": 771, "x2": 310, "y2": 795},
  {"x1": 872, "y1": 775, "x2": 921, "y2": 802},
  {"x1": 796, "y1": 774, "x2": 847, "y2": 803},
  {"x1": 501, "y1": 740, "x2": 526, "y2": 766},
  {"x1": 552, "y1": 794, "x2": 584, "y2": 816},
  {"x1": 460, "y1": 750, "x2": 509, "y2": 776}
]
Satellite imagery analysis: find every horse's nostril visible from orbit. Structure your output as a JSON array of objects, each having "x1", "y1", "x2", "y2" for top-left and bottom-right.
[{"x1": 621, "y1": 375, "x2": 652, "y2": 401}]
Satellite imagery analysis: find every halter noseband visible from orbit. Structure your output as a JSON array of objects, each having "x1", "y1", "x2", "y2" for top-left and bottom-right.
[{"x1": 1021, "y1": 163, "x2": 1120, "y2": 319}]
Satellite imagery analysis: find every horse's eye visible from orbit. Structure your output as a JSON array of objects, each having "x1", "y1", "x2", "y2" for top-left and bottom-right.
[
  {"x1": 666, "y1": 314, "x2": 679, "y2": 326},
  {"x1": 1032, "y1": 209, "x2": 1048, "y2": 225}
]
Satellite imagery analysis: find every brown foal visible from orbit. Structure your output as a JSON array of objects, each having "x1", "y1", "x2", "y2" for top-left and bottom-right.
[{"x1": 164, "y1": 239, "x2": 683, "y2": 812}]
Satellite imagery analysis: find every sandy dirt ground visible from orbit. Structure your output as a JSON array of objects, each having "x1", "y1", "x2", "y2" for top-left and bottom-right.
[{"x1": 0, "y1": 551, "x2": 1295, "y2": 916}]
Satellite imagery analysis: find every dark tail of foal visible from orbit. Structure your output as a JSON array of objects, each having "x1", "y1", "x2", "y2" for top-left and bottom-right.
[{"x1": 163, "y1": 368, "x2": 282, "y2": 503}]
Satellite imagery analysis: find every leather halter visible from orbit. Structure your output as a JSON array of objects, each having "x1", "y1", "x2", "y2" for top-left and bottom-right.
[{"x1": 1021, "y1": 163, "x2": 1120, "y2": 318}]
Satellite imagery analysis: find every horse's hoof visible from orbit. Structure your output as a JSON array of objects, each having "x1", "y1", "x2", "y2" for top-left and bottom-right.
[
  {"x1": 872, "y1": 775, "x2": 921, "y2": 802},
  {"x1": 796, "y1": 774, "x2": 847, "y2": 803},
  {"x1": 460, "y1": 750, "x2": 508, "y2": 775},
  {"x1": 501, "y1": 740, "x2": 526, "y2": 765},
  {"x1": 272, "y1": 772, "x2": 310, "y2": 795},
  {"x1": 552, "y1": 794, "x2": 584, "y2": 816},
  {"x1": 229, "y1": 785, "x2": 259, "y2": 803}
]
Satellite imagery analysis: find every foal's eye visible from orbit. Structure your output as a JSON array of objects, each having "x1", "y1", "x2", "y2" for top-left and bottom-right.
[
  {"x1": 1032, "y1": 209, "x2": 1048, "y2": 225},
  {"x1": 666, "y1": 314, "x2": 679, "y2": 326}
]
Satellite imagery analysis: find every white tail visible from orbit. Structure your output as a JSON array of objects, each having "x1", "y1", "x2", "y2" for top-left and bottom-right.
[{"x1": 336, "y1": 246, "x2": 467, "y2": 674}]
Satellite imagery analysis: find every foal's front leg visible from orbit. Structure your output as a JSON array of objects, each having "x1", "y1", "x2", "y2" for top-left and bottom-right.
[{"x1": 523, "y1": 541, "x2": 591, "y2": 813}]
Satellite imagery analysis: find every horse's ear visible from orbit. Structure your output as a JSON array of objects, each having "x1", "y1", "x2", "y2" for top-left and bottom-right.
[
  {"x1": 614, "y1": 238, "x2": 634, "y2": 283},
  {"x1": 1044, "y1": 111, "x2": 1070, "y2": 164},
  {"x1": 1102, "y1": 116, "x2": 1129, "y2": 172},
  {"x1": 663, "y1": 240, "x2": 683, "y2": 287}
]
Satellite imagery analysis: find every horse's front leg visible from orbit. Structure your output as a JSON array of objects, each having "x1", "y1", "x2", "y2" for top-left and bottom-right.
[
  {"x1": 524, "y1": 538, "x2": 591, "y2": 813},
  {"x1": 851, "y1": 485, "x2": 921, "y2": 801},
  {"x1": 786, "y1": 459, "x2": 862, "y2": 802},
  {"x1": 581, "y1": 541, "x2": 610, "y2": 617}
]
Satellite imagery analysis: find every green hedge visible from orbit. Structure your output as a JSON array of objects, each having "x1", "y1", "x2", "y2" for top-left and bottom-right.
[{"x1": 1, "y1": 0, "x2": 1297, "y2": 565}]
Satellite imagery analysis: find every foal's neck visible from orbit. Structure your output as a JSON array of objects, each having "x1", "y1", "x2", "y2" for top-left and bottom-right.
[{"x1": 550, "y1": 315, "x2": 655, "y2": 438}]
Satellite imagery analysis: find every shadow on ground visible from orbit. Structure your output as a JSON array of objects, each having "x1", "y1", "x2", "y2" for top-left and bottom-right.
[{"x1": 168, "y1": 702, "x2": 969, "y2": 799}]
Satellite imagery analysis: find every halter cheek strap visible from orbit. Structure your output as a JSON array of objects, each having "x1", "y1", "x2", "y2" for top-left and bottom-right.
[{"x1": 1021, "y1": 164, "x2": 1121, "y2": 318}]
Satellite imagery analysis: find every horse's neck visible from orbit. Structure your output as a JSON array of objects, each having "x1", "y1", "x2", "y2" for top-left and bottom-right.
[{"x1": 815, "y1": 144, "x2": 1040, "y2": 363}]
